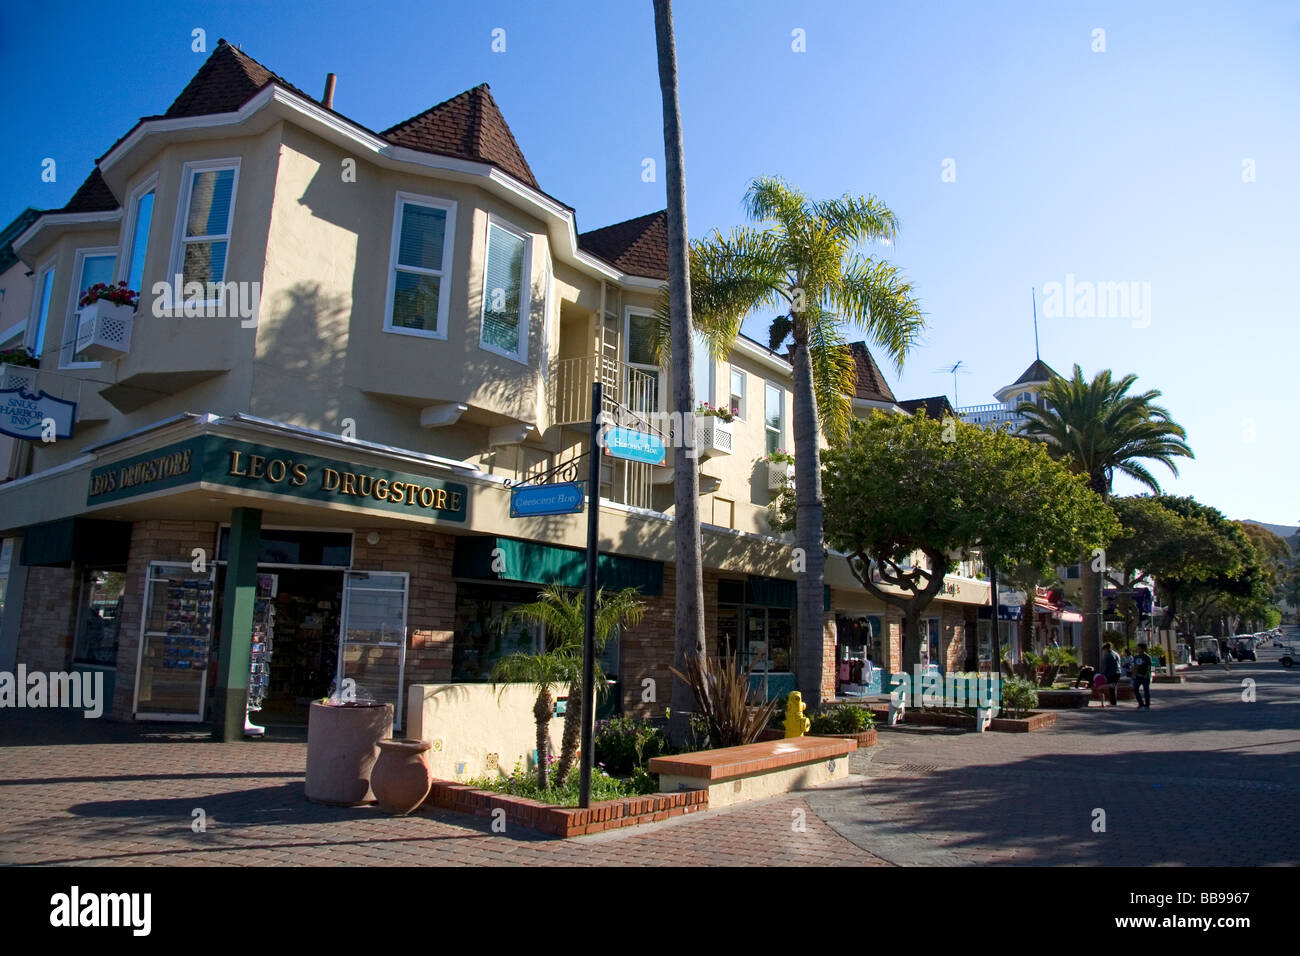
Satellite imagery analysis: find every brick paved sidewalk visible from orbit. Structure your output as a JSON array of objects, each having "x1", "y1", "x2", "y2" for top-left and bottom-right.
[{"x1": 0, "y1": 715, "x2": 887, "y2": 867}]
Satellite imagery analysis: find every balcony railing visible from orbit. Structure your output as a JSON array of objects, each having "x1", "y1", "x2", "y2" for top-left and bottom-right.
[{"x1": 549, "y1": 355, "x2": 658, "y2": 428}]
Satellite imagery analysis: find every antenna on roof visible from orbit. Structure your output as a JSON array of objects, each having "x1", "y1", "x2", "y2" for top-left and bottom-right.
[
  {"x1": 1032, "y1": 287, "x2": 1040, "y2": 361},
  {"x1": 935, "y1": 361, "x2": 969, "y2": 408}
]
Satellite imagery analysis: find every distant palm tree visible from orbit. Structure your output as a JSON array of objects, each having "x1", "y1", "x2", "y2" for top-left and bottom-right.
[
  {"x1": 505, "y1": 584, "x2": 645, "y2": 786},
  {"x1": 658, "y1": 176, "x2": 924, "y2": 708},
  {"x1": 1017, "y1": 365, "x2": 1193, "y2": 666}
]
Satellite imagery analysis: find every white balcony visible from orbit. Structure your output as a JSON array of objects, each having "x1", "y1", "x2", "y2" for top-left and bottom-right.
[
  {"x1": 549, "y1": 355, "x2": 658, "y2": 429},
  {"x1": 75, "y1": 301, "x2": 133, "y2": 360},
  {"x1": 693, "y1": 415, "x2": 733, "y2": 458}
]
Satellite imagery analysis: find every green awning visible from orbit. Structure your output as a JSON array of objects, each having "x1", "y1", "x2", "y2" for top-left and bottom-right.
[
  {"x1": 20, "y1": 518, "x2": 132, "y2": 568},
  {"x1": 744, "y1": 576, "x2": 832, "y2": 611},
  {"x1": 453, "y1": 536, "x2": 663, "y2": 597}
]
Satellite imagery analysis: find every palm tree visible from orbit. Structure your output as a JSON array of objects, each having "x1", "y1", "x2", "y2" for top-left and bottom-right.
[
  {"x1": 1017, "y1": 365, "x2": 1193, "y2": 667},
  {"x1": 652, "y1": 0, "x2": 707, "y2": 742},
  {"x1": 490, "y1": 648, "x2": 578, "y2": 790},
  {"x1": 505, "y1": 584, "x2": 645, "y2": 786},
  {"x1": 658, "y1": 177, "x2": 924, "y2": 708}
]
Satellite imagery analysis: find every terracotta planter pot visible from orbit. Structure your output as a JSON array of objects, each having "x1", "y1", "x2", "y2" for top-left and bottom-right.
[
  {"x1": 305, "y1": 701, "x2": 393, "y2": 805},
  {"x1": 371, "y1": 738, "x2": 434, "y2": 815}
]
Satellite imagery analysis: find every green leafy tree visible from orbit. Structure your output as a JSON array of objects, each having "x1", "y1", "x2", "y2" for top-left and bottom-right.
[
  {"x1": 657, "y1": 176, "x2": 924, "y2": 707},
  {"x1": 1144, "y1": 497, "x2": 1253, "y2": 635},
  {"x1": 1017, "y1": 365, "x2": 1193, "y2": 666},
  {"x1": 504, "y1": 584, "x2": 645, "y2": 786},
  {"x1": 811, "y1": 411, "x2": 1117, "y2": 670}
]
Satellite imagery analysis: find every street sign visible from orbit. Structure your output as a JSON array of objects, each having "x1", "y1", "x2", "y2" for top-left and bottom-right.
[
  {"x1": 602, "y1": 425, "x2": 666, "y2": 466},
  {"x1": 510, "y1": 481, "x2": 586, "y2": 518}
]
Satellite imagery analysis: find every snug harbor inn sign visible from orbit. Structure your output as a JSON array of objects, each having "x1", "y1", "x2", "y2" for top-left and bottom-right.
[
  {"x1": 87, "y1": 435, "x2": 468, "y2": 522},
  {"x1": 0, "y1": 387, "x2": 76, "y2": 441}
]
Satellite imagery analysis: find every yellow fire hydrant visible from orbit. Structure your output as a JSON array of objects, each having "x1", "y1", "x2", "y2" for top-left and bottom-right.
[{"x1": 783, "y1": 691, "x2": 810, "y2": 738}]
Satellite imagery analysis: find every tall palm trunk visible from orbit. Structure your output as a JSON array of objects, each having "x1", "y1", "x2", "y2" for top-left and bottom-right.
[
  {"x1": 654, "y1": 0, "x2": 706, "y2": 743},
  {"x1": 790, "y1": 323, "x2": 827, "y2": 709},
  {"x1": 533, "y1": 691, "x2": 553, "y2": 789}
]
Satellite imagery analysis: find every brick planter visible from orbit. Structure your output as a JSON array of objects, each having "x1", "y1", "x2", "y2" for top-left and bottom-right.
[
  {"x1": 758, "y1": 728, "x2": 877, "y2": 747},
  {"x1": 424, "y1": 780, "x2": 707, "y2": 838}
]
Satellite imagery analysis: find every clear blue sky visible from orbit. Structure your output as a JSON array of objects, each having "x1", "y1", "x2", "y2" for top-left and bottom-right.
[{"x1": 2, "y1": 0, "x2": 1296, "y2": 524}]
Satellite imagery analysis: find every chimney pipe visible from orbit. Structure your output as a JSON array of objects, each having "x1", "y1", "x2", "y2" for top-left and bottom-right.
[{"x1": 322, "y1": 73, "x2": 337, "y2": 110}]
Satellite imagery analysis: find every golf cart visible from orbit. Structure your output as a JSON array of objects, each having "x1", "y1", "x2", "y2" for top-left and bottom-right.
[{"x1": 1194, "y1": 636, "x2": 1221, "y2": 665}]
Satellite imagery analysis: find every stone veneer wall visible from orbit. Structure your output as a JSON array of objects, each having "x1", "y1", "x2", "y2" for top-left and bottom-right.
[
  {"x1": 350, "y1": 527, "x2": 457, "y2": 712},
  {"x1": 16, "y1": 565, "x2": 80, "y2": 674}
]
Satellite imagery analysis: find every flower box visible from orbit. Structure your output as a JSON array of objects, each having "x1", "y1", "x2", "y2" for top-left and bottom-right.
[
  {"x1": 693, "y1": 414, "x2": 733, "y2": 457},
  {"x1": 75, "y1": 300, "x2": 134, "y2": 360},
  {"x1": 0, "y1": 363, "x2": 39, "y2": 394},
  {"x1": 766, "y1": 459, "x2": 794, "y2": 490}
]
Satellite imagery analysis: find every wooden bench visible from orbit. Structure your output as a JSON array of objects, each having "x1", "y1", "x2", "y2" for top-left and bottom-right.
[{"x1": 648, "y1": 736, "x2": 856, "y2": 808}]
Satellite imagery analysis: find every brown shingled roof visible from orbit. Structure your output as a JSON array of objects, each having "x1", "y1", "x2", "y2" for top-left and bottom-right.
[
  {"x1": 61, "y1": 168, "x2": 119, "y2": 214},
  {"x1": 578, "y1": 210, "x2": 669, "y2": 280},
  {"x1": 1011, "y1": 358, "x2": 1058, "y2": 386},
  {"x1": 382, "y1": 84, "x2": 539, "y2": 189},
  {"x1": 164, "y1": 38, "x2": 310, "y2": 118},
  {"x1": 898, "y1": 396, "x2": 955, "y2": 419},
  {"x1": 849, "y1": 341, "x2": 897, "y2": 404}
]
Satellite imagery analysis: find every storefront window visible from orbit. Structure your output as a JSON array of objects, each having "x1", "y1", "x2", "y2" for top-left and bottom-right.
[
  {"x1": 717, "y1": 603, "x2": 793, "y2": 673},
  {"x1": 452, "y1": 582, "x2": 547, "y2": 681},
  {"x1": 73, "y1": 567, "x2": 126, "y2": 667}
]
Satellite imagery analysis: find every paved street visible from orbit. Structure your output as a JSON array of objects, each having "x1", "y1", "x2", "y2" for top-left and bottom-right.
[{"x1": 1, "y1": 652, "x2": 1296, "y2": 866}]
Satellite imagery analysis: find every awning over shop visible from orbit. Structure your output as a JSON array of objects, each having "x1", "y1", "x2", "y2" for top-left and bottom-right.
[
  {"x1": 1060, "y1": 609, "x2": 1084, "y2": 623},
  {"x1": 19, "y1": 517, "x2": 132, "y2": 568},
  {"x1": 749, "y1": 575, "x2": 832, "y2": 611},
  {"x1": 452, "y1": 536, "x2": 664, "y2": 597}
]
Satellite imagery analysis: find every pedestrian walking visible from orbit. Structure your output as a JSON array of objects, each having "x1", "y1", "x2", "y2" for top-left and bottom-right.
[
  {"x1": 1220, "y1": 639, "x2": 1232, "y2": 672},
  {"x1": 1101, "y1": 642, "x2": 1121, "y2": 707},
  {"x1": 1132, "y1": 642, "x2": 1153, "y2": 708}
]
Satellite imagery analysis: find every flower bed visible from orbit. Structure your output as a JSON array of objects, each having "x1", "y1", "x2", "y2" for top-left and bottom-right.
[{"x1": 425, "y1": 780, "x2": 707, "y2": 837}]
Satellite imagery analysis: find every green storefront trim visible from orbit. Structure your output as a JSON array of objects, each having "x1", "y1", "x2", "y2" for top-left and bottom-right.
[
  {"x1": 85, "y1": 435, "x2": 468, "y2": 523},
  {"x1": 743, "y1": 574, "x2": 832, "y2": 612},
  {"x1": 453, "y1": 536, "x2": 664, "y2": 597}
]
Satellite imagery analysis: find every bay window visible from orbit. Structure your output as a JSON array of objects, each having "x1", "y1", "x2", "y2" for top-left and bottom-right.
[
  {"x1": 479, "y1": 216, "x2": 531, "y2": 361},
  {"x1": 385, "y1": 192, "x2": 456, "y2": 338}
]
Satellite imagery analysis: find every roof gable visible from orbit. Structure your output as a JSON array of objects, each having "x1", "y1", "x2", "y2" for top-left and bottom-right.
[
  {"x1": 1011, "y1": 358, "x2": 1058, "y2": 387},
  {"x1": 164, "y1": 39, "x2": 309, "y2": 119},
  {"x1": 61, "y1": 169, "x2": 119, "y2": 214},
  {"x1": 382, "y1": 84, "x2": 538, "y2": 189},
  {"x1": 578, "y1": 210, "x2": 668, "y2": 280},
  {"x1": 849, "y1": 341, "x2": 897, "y2": 404},
  {"x1": 899, "y1": 395, "x2": 955, "y2": 419}
]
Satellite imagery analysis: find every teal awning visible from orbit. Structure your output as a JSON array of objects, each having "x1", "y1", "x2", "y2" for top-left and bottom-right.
[
  {"x1": 745, "y1": 575, "x2": 832, "y2": 611},
  {"x1": 453, "y1": 536, "x2": 663, "y2": 597}
]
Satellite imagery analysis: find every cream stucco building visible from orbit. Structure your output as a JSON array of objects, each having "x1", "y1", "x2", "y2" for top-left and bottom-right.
[{"x1": 0, "y1": 41, "x2": 989, "y2": 737}]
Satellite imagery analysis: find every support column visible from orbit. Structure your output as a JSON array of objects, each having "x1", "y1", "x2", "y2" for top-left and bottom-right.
[{"x1": 212, "y1": 507, "x2": 261, "y2": 741}]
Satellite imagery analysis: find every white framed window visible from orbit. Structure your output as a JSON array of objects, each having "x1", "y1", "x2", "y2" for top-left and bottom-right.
[
  {"x1": 385, "y1": 191, "x2": 457, "y2": 339},
  {"x1": 26, "y1": 260, "x2": 56, "y2": 360},
  {"x1": 729, "y1": 365, "x2": 747, "y2": 420},
  {"x1": 168, "y1": 159, "x2": 240, "y2": 304},
  {"x1": 764, "y1": 380, "x2": 785, "y2": 455},
  {"x1": 121, "y1": 173, "x2": 157, "y2": 295},
  {"x1": 61, "y1": 247, "x2": 117, "y2": 369},
  {"x1": 540, "y1": 252, "x2": 553, "y2": 380},
  {"x1": 624, "y1": 306, "x2": 661, "y2": 414},
  {"x1": 478, "y1": 215, "x2": 532, "y2": 363},
  {"x1": 692, "y1": 332, "x2": 714, "y2": 408}
]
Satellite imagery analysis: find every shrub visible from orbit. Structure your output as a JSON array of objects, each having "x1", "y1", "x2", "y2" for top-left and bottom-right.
[
  {"x1": 809, "y1": 703, "x2": 875, "y2": 735},
  {"x1": 466, "y1": 759, "x2": 636, "y2": 807},
  {"x1": 670, "y1": 650, "x2": 782, "y2": 749},
  {"x1": 593, "y1": 716, "x2": 667, "y2": 775},
  {"x1": 1000, "y1": 676, "x2": 1038, "y2": 718}
]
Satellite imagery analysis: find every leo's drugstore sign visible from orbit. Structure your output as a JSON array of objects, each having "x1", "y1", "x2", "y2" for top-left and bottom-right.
[{"x1": 87, "y1": 436, "x2": 468, "y2": 523}]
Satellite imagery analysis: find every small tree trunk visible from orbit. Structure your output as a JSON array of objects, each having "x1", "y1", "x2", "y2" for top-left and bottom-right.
[
  {"x1": 900, "y1": 610, "x2": 923, "y2": 673},
  {"x1": 554, "y1": 681, "x2": 583, "y2": 785},
  {"x1": 534, "y1": 691, "x2": 553, "y2": 790}
]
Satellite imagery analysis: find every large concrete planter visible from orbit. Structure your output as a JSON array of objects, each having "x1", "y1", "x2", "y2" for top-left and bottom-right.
[
  {"x1": 305, "y1": 701, "x2": 393, "y2": 805},
  {"x1": 371, "y1": 738, "x2": 434, "y2": 815}
]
